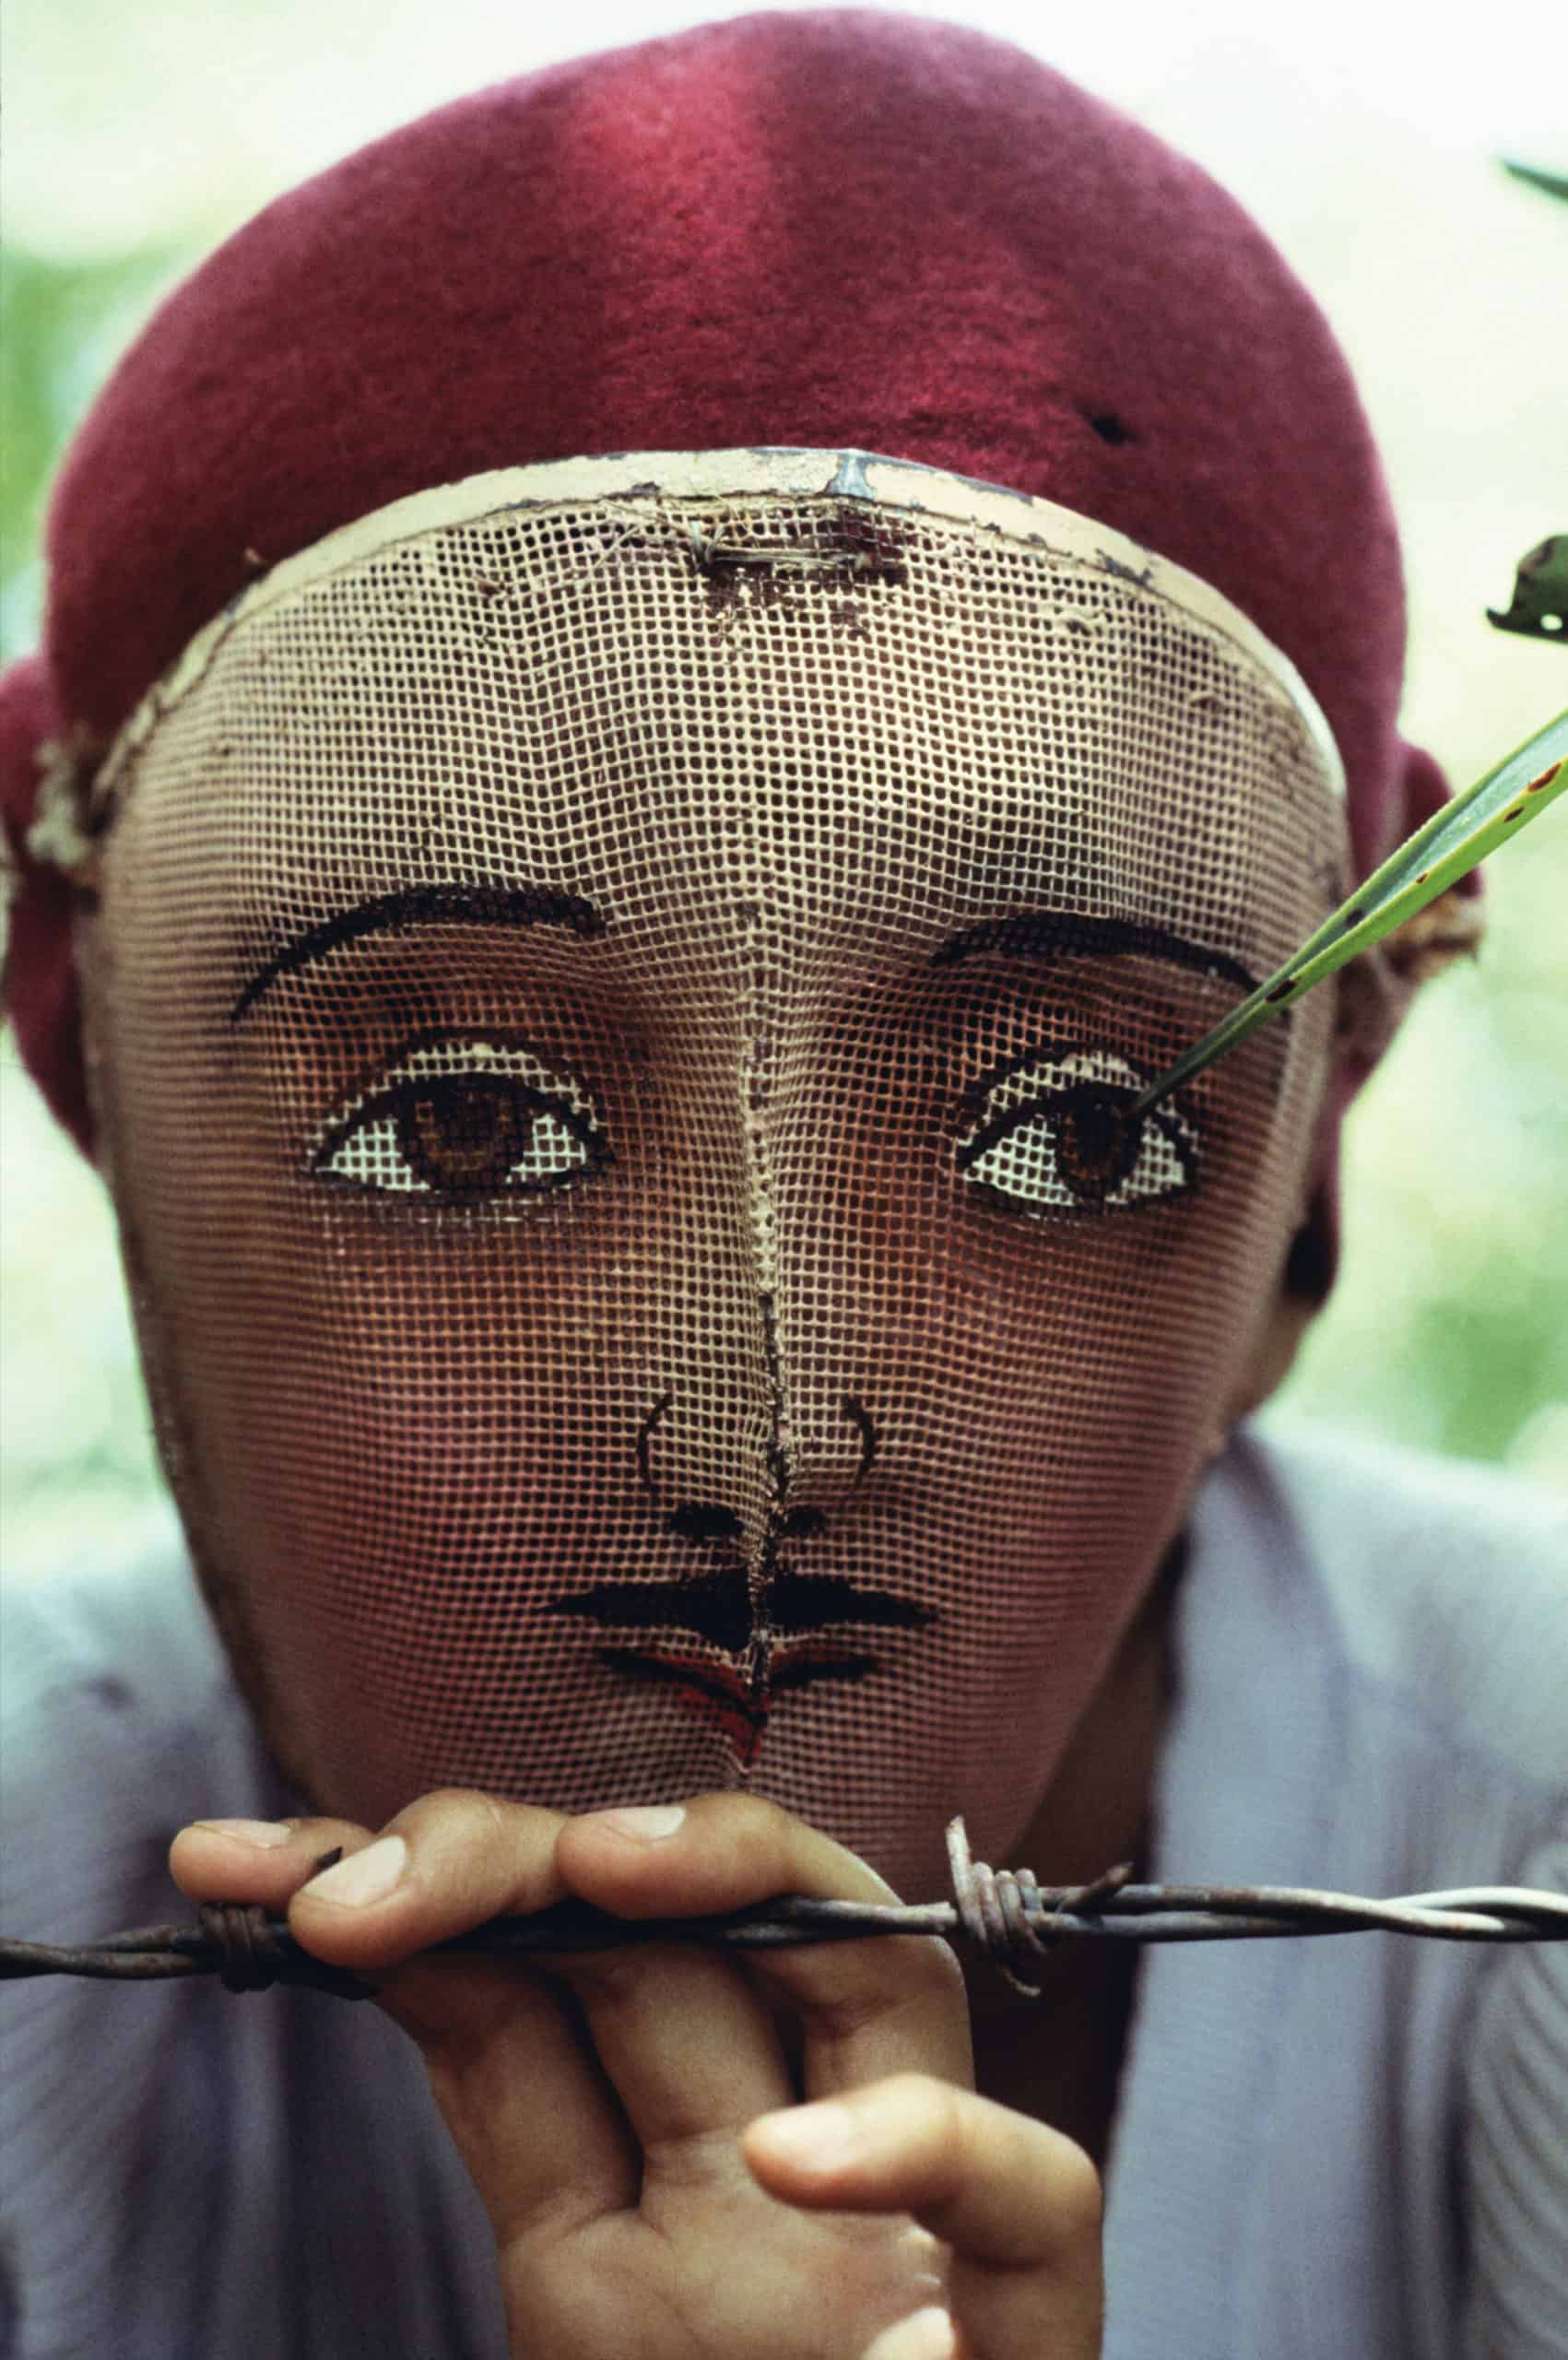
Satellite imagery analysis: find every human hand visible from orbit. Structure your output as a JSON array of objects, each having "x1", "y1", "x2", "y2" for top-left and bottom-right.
[{"x1": 171, "y1": 1794, "x2": 1102, "y2": 2359}]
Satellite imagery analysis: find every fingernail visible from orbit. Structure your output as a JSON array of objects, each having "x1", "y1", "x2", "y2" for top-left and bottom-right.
[
  {"x1": 591, "y1": 1804, "x2": 687, "y2": 1842},
  {"x1": 191, "y1": 1818, "x2": 294, "y2": 1849},
  {"x1": 861, "y1": 2307, "x2": 958, "y2": 2360},
  {"x1": 749, "y1": 2098, "x2": 866, "y2": 2173},
  {"x1": 303, "y1": 1834, "x2": 407, "y2": 1906}
]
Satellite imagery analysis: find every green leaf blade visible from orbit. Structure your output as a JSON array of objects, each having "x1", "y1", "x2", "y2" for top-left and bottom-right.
[{"x1": 1127, "y1": 708, "x2": 1568, "y2": 1117}]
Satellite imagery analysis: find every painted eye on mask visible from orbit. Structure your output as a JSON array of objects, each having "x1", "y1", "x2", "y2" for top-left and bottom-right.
[
  {"x1": 310, "y1": 1039, "x2": 610, "y2": 1199},
  {"x1": 955, "y1": 1046, "x2": 1200, "y2": 1217}
]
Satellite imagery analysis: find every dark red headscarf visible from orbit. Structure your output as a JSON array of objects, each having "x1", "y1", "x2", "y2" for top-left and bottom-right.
[{"x1": 0, "y1": 7, "x2": 1452, "y2": 1258}]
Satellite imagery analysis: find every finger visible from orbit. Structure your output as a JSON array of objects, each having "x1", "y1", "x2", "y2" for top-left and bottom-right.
[
  {"x1": 546, "y1": 1936, "x2": 796, "y2": 2155},
  {"x1": 183, "y1": 1794, "x2": 577, "y2": 2034},
  {"x1": 181, "y1": 1796, "x2": 640, "y2": 2239},
  {"x1": 743, "y1": 2074, "x2": 1103, "y2": 2360},
  {"x1": 169, "y1": 1814, "x2": 372, "y2": 1908},
  {"x1": 559, "y1": 1796, "x2": 973, "y2": 2101},
  {"x1": 284, "y1": 1788, "x2": 571, "y2": 1976},
  {"x1": 411, "y1": 1968, "x2": 642, "y2": 2248}
]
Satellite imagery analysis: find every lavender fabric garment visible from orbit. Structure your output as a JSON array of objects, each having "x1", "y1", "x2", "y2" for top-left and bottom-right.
[
  {"x1": 3, "y1": 1426, "x2": 1565, "y2": 2359},
  {"x1": 1103, "y1": 1426, "x2": 1568, "y2": 2360},
  {"x1": 0, "y1": 1528, "x2": 509, "y2": 2359}
]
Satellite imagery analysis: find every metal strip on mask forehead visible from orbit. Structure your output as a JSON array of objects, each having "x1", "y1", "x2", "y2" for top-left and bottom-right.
[{"x1": 86, "y1": 447, "x2": 1345, "y2": 814}]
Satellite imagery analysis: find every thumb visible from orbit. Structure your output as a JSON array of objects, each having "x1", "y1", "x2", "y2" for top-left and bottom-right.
[{"x1": 743, "y1": 2072, "x2": 1102, "y2": 2360}]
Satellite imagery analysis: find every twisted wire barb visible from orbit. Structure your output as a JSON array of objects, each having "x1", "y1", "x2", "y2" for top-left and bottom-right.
[{"x1": 3, "y1": 1819, "x2": 1565, "y2": 2005}]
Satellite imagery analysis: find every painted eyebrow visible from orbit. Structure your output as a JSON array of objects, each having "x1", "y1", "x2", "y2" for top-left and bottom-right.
[
  {"x1": 230, "y1": 883, "x2": 607, "y2": 1023},
  {"x1": 930, "y1": 910, "x2": 1260, "y2": 997}
]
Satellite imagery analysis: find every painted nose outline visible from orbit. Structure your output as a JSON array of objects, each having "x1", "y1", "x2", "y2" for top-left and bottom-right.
[{"x1": 549, "y1": 1388, "x2": 931, "y2": 1767}]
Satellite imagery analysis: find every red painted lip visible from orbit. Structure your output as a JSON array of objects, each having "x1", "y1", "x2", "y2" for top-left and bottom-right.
[
  {"x1": 639, "y1": 1649, "x2": 764, "y2": 1718},
  {"x1": 601, "y1": 1642, "x2": 878, "y2": 1770},
  {"x1": 629, "y1": 1648, "x2": 767, "y2": 1766}
]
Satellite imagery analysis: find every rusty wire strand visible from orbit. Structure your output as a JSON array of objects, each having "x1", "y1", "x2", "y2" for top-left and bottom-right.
[{"x1": 3, "y1": 1820, "x2": 1565, "y2": 2005}]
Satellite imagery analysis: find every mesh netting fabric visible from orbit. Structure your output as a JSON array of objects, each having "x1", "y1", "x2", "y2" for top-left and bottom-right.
[{"x1": 78, "y1": 453, "x2": 1343, "y2": 1897}]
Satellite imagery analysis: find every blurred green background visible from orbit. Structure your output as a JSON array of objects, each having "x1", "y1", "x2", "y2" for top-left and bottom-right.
[{"x1": 3, "y1": 0, "x2": 1566, "y2": 1574}]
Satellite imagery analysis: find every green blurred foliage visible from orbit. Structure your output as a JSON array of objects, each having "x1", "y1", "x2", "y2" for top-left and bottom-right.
[
  {"x1": 2, "y1": 245, "x2": 201, "y2": 1565},
  {"x1": 1278, "y1": 818, "x2": 1568, "y2": 1477}
]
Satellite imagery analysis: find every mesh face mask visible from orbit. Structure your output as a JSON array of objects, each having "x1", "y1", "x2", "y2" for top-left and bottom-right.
[{"x1": 78, "y1": 451, "x2": 1344, "y2": 1897}]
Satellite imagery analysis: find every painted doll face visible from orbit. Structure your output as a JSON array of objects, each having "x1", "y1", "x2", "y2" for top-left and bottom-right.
[{"x1": 83, "y1": 464, "x2": 1341, "y2": 1895}]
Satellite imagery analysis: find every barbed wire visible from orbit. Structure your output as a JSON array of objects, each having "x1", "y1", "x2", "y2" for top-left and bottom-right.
[{"x1": 4, "y1": 1820, "x2": 1565, "y2": 2004}]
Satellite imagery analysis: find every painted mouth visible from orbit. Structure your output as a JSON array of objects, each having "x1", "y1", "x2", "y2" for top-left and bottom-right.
[
  {"x1": 598, "y1": 1643, "x2": 880, "y2": 1768},
  {"x1": 553, "y1": 1564, "x2": 936, "y2": 1769}
]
